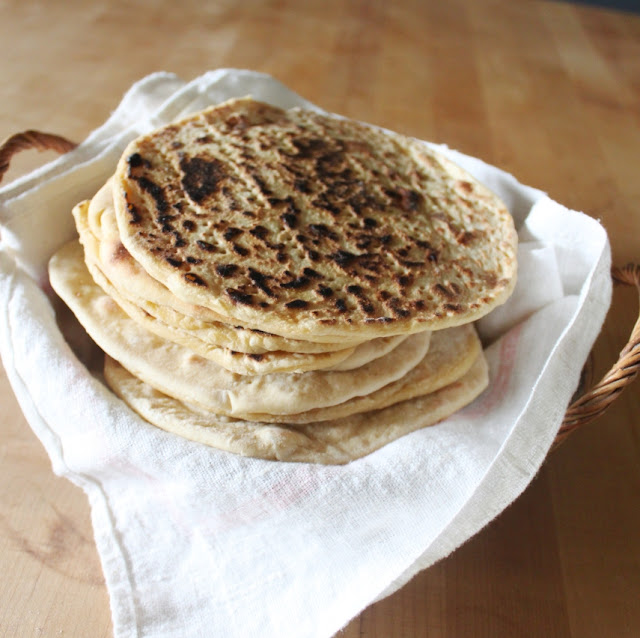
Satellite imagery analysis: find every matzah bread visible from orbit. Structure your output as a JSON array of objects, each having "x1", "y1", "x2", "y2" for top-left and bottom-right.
[{"x1": 113, "y1": 97, "x2": 517, "y2": 341}]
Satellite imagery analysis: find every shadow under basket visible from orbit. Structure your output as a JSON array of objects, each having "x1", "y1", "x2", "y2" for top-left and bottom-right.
[{"x1": 1, "y1": 129, "x2": 639, "y2": 453}]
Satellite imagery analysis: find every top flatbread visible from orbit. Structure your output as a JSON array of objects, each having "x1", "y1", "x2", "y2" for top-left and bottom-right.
[{"x1": 113, "y1": 97, "x2": 517, "y2": 341}]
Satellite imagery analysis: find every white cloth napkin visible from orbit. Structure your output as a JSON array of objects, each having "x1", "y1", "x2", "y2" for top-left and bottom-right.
[{"x1": 0, "y1": 70, "x2": 612, "y2": 638}]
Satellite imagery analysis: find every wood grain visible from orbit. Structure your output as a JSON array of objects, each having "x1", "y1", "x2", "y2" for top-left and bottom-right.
[{"x1": 1, "y1": 1, "x2": 638, "y2": 636}]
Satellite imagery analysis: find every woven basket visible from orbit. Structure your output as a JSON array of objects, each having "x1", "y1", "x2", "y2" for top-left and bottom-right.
[{"x1": 1, "y1": 130, "x2": 638, "y2": 450}]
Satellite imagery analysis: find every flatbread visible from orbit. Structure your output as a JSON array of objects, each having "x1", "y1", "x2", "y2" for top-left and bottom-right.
[
  {"x1": 324, "y1": 333, "x2": 408, "y2": 372},
  {"x1": 104, "y1": 351, "x2": 489, "y2": 464},
  {"x1": 49, "y1": 240, "x2": 432, "y2": 416},
  {"x1": 113, "y1": 97, "x2": 517, "y2": 341},
  {"x1": 75, "y1": 214, "x2": 364, "y2": 374},
  {"x1": 84, "y1": 253, "x2": 366, "y2": 375},
  {"x1": 230, "y1": 323, "x2": 480, "y2": 423},
  {"x1": 73, "y1": 191, "x2": 403, "y2": 375},
  {"x1": 81, "y1": 183, "x2": 366, "y2": 353}
]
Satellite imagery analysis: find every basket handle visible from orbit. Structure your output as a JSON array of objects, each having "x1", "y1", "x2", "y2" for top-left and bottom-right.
[
  {"x1": 0, "y1": 129, "x2": 77, "y2": 184},
  {"x1": 1, "y1": 129, "x2": 638, "y2": 448},
  {"x1": 553, "y1": 263, "x2": 640, "y2": 449}
]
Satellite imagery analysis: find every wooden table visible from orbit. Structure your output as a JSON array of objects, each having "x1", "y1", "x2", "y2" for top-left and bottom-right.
[{"x1": 1, "y1": 1, "x2": 639, "y2": 636}]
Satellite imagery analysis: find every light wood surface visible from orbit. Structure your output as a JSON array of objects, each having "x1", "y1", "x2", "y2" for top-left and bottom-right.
[{"x1": 1, "y1": 1, "x2": 639, "y2": 636}]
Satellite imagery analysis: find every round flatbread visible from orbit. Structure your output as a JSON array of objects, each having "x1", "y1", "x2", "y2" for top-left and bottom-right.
[
  {"x1": 231, "y1": 323, "x2": 480, "y2": 423},
  {"x1": 104, "y1": 351, "x2": 489, "y2": 464},
  {"x1": 112, "y1": 97, "x2": 517, "y2": 341}
]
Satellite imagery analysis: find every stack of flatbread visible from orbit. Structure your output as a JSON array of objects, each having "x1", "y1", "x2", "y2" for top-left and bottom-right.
[{"x1": 48, "y1": 97, "x2": 518, "y2": 464}]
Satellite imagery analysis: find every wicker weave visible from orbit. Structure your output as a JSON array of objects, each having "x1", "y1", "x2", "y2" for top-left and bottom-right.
[
  {"x1": 1, "y1": 129, "x2": 638, "y2": 449},
  {"x1": 552, "y1": 263, "x2": 640, "y2": 449},
  {"x1": 0, "y1": 130, "x2": 77, "y2": 182}
]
